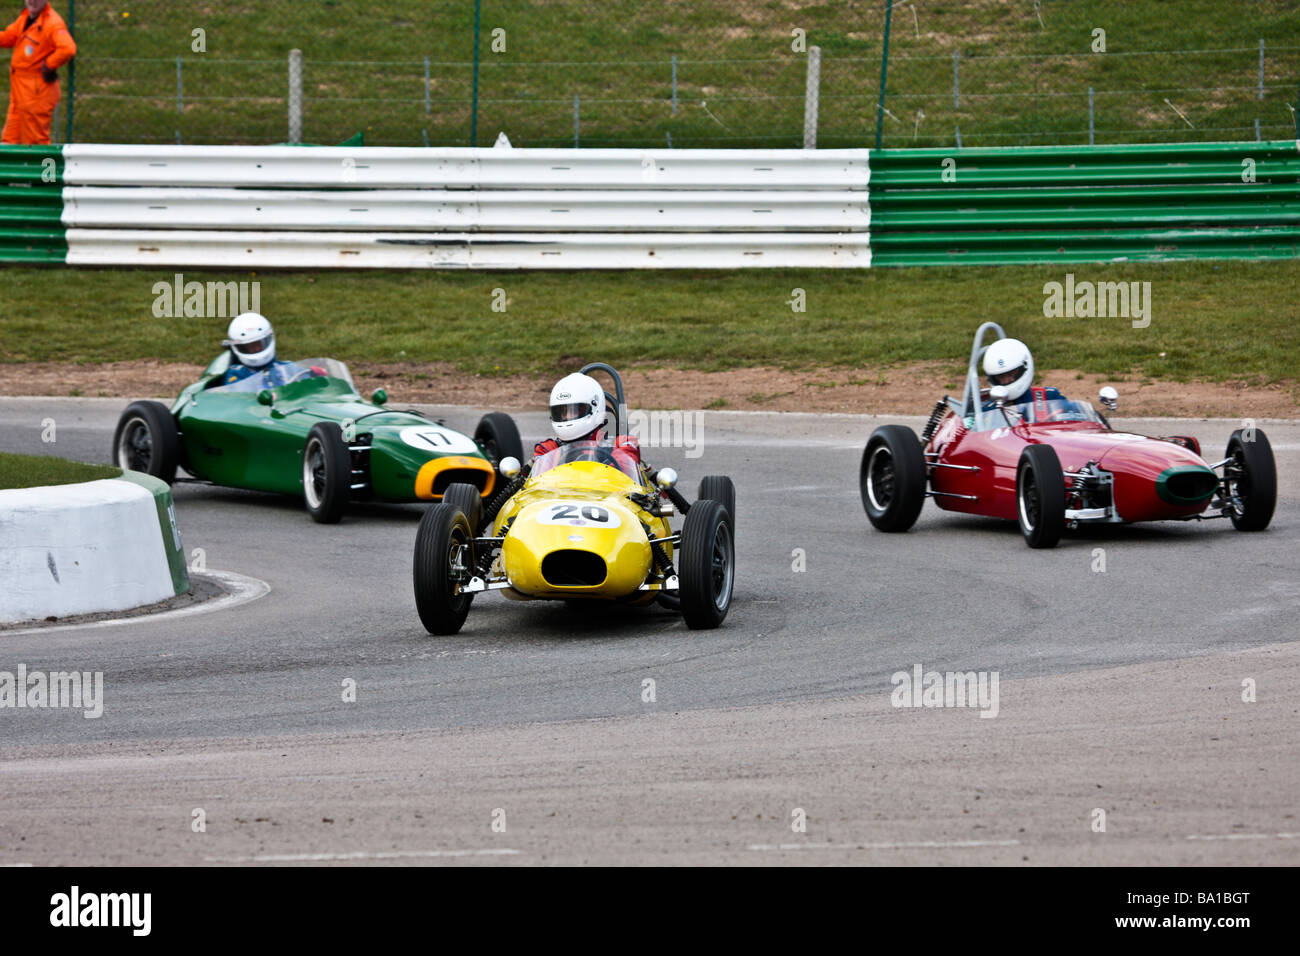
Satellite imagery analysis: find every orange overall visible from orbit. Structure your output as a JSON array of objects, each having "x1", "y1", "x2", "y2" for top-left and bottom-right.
[{"x1": 1, "y1": 3, "x2": 75, "y2": 145}]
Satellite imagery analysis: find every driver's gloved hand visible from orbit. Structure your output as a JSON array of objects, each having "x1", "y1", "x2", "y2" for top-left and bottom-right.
[{"x1": 41, "y1": 65, "x2": 58, "y2": 84}]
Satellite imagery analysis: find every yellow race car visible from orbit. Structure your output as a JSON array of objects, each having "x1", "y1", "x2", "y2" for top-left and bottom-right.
[{"x1": 412, "y1": 364, "x2": 736, "y2": 634}]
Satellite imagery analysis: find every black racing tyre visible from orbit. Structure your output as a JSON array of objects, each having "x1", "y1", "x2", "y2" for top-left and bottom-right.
[
  {"x1": 302, "y1": 422, "x2": 351, "y2": 524},
  {"x1": 413, "y1": 504, "x2": 475, "y2": 635},
  {"x1": 442, "y1": 481, "x2": 484, "y2": 534},
  {"x1": 112, "y1": 400, "x2": 180, "y2": 484},
  {"x1": 1225, "y1": 429, "x2": 1276, "y2": 532},
  {"x1": 697, "y1": 476, "x2": 736, "y2": 532},
  {"x1": 1017, "y1": 444, "x2": 1066, "y2": 549},
  {"x1": 678, "y1": 499, "x2": 735, "y2": 630},
  {"x1": 475, "y1": 412, "x2": 525, "y2": 471},
  {"x1": 859, "y1": 424, "x2": 927, "y2": 533}
]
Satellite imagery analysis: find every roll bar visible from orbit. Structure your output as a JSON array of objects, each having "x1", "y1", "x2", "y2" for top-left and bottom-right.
[
  {"x1": 960, "y1": 322, "x2": 1007, "y2": 432},
  {"x1": 579, "y1": 362, "x2": 627, "y2": 435}
]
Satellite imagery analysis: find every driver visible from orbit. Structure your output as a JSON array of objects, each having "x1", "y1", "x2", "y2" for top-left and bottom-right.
[
  {"x1": 981, "y1": 337, "x2": 1064, "y2": 409},
  {"x1": 532, "y1": 372, "x2": 641, "y2": 468},
  {"x1": 219, "y1": 312, "x2": 301, "y2": 386}
]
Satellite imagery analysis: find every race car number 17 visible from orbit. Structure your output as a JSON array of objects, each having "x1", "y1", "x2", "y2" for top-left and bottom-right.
[{"x1": 538, "y1": 503, "x2": 622, "y2": 528}]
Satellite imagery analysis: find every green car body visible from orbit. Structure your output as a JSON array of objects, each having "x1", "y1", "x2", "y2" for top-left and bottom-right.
[{"x1": 114, "y1": 353, "x2": 523, "y2": 522}]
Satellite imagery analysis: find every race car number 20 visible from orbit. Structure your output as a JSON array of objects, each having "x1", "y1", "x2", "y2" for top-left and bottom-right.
[{"x1": 538, "y1": 503, "x2": 622, "y2": 528}]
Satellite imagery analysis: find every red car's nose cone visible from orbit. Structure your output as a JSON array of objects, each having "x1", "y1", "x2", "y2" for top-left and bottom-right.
[{"x1": 1098, "y1": 436, "x2": 1215, "y2": 519}]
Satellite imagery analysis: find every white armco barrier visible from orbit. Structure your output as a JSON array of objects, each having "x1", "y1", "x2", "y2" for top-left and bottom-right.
[
  {"x1": 59, "y1": 145, "x2": 871, "y2": 269},
  {"x1": 63, "y1": 187, "x2": 870, "y2": 233},
  {"x1": 61, "y1": 145, "x2": 871, "y2": 189},
  {"x1": 0, "y1": 472, "x2": 190, "y2": 625},
  {"x1": 65, "y1": 229, "x2": 870, "y2": 269}
]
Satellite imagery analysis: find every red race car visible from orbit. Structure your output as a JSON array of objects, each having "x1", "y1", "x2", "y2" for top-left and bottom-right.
[{"x1": 860, "y1": 323, "x2": 1277, "y2": 548}]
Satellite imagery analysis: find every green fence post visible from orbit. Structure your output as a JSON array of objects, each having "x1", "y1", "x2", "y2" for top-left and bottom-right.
[
  {"x1": 470, "y1": 0, "x2": 482, "y2": 147},
  {"x1": 874, "y1": 0, "x2": 892, "y2": 149},
  {"x1": 64, "y1": 0, "x2": 75, "y2": 142}
]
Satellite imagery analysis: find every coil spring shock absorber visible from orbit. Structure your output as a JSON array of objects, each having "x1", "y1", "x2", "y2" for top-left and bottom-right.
[
  {"x1": 642, "y1": 521, "x2": 675, "y2": 577},
  {"x1": 481, "y1": 464, "x2": 529, "y2": 528},
  {"x1": 473, "y1": 516, "x2": 513, "y2": 580},
  {"x1": 920, "y1": 399, "x2": 949, "y2": 444}
]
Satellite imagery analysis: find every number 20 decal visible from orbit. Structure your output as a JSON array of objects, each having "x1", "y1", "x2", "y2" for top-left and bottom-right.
[{"x1": 538, "y1": 502, "x2": 621, "y2": 528}]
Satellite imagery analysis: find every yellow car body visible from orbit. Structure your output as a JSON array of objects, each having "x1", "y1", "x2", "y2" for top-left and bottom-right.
[{"x1": 494, "y1": 459, "x2": 672, "y2": 603}]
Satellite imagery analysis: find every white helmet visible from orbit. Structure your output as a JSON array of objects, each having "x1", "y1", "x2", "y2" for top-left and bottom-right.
[
  {"x1": 225, "y1": 312, "x2": 276, "y2": 368},
  {"x1": 549, "y1": 373, "x2": 605, "y2": 442},
  {"x1": 983, "y1": 337, "x2": 1034, "y2": 401}
]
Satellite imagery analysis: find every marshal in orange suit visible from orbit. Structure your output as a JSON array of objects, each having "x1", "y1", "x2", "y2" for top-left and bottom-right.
[{"x1": 1, "y1": 0, "x2": 76, "y2": 145}]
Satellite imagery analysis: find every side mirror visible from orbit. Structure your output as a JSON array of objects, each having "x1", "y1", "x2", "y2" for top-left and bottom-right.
[
  {"x1": 371, "y1": 388, "x2": 388, "y2": 406},
  {"x1": 656, "y1": 467, "x2": 678, "y2": 491},
  {"x1": 1099, "y1": 386, "x2": 1118, "y2": 411},
  {"x1": 498, "y1": 456, "x2": 521, "y2": 480},
  {"x1": 257, "y1": 389, "x2": 274, "y2": 406},
  {"x1": 988, "y1": 385, "x2": 1009, "y2": 406}
]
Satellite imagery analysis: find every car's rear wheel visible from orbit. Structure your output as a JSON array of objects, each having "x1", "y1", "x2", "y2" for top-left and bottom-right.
[
  {"x1": 1017, "y1": 444, "x2": 1066, "y2": 548},
  {"x1": 413, "y1": 504, "x2": 475, "y2": 635},
  {"x1": 302, "y1": 422, "x2": 351, "y2": 524},
  {"x1": 860, "y1": 425, "x2": 926, "y2": 532},
  {"x1": 679, "y1": 499, "x2": 734, "y2": 630},
  {"x1": 112, "y1": 401, "x2": 180, "y2": 484},
  {"x1": 475, "y1": 412, "x2": 525, "y2": 471},
  {"x1": 1225, "y1": 429, "x2": 1276, "y2": 532},
  {"x1": 697, "y1": 476, "x2": 736, "y2": 532},
  {"x1": 442, "y1": 481, "x2": 484, "y2": 534}
]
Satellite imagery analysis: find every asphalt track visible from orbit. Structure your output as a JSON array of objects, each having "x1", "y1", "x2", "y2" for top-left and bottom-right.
[{"x1": 1, "y1": 397, "x2": 1297, "y2": 865}]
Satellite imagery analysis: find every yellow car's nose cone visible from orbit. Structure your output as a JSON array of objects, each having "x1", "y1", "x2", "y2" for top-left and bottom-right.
[{"x1": 502, "y1": 497, "x2": 653, "y2": 598}]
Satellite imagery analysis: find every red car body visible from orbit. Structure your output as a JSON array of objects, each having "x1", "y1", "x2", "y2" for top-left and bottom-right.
[
  {"x1": 926, "y1": 398, "x2": 1218, "y2": 524},
  {"x1": 859, "y1": 323, "x2": 1275, "y2": 548}
]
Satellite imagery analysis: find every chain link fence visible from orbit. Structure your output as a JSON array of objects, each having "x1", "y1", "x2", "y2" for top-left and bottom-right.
[{"x1": 50, "y1": 0, "x2": 1300, "y2": 148}]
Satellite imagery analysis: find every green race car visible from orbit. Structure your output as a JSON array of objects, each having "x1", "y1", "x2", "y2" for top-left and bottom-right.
[{"x1": 111, "y1": 353, "x2": 524, "y2": 523}]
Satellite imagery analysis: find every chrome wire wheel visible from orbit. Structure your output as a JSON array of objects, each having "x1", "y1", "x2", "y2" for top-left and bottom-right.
[
  {"x1": 708, "y1": 520, "x2": 734, "y2": 612},
  {"x1": 865, "y1": 444, "x2": 896, "y2": 513},
  {"x1": 116, "y1": 417, "x2": 152, "y2": 471},
  {"x1": 303, "y1": 436, "x2": 327, "y2": 510}
]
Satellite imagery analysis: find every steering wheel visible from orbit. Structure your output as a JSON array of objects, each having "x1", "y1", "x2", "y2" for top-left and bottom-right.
[{"x1": 283, "y1": 365, "x2": 326, "y2": 385}]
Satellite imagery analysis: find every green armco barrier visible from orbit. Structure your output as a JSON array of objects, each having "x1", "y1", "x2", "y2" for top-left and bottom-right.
[
  {"x1": 0, "y1": 143, "x2": 64, "y2": 184},
  {"x1": 869, "y1": 140, "x2": 1300, "y2": 266},
  {"x1": 0, "y1": 144, "x2": 67, "y2": 263}
]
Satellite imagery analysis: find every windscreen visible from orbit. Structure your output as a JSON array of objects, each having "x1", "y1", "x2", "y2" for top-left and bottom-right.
[{"x1": 531, "y1": 440, "x2": 640, "y2": 481}]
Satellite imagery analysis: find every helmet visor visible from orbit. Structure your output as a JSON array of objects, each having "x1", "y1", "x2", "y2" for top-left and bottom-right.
[
  {"x1": 231, "y1": 334, "x2": 274, "y2": 361},
  {"x1": 989, "y1": 364, "x2": 1026, "y2": 387},
  {"x1": 550, "y1": 401, "x2": 592, "y2": 423}
]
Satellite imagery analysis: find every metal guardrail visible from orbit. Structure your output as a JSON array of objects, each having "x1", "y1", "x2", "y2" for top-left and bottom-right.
[
  {"x1": 61, "y1": 229, "x2": 870, "y2": 269},
  {"x1": 62, "y1": 188, "x2": 870, "y2": 233},
  {"x1": 4, "y1": 145, "x2": 872, "y2": 268},
  {"x1": 869, "y1": 140, "x2": 1300, "y2": 265},
  {"x1": 5, "y1": 141, "x2": 1300, "y2": 268},
  {"x1": 0, "y1": 146, "x2": 66, "y2": 263},
  {"x1": 59, "y1": 145, "x2": 872, "y2": 189}
]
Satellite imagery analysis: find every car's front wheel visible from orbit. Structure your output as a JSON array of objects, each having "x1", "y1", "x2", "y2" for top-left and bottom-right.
[
  {"x1": 413, "y1": 503, "x2": 475, "y2": 635},
  {"x1": 442, "y1": 481, "x2": 484, "y2": 534},
  {"x1": 678, "y1": 499, "x2": 734, "y2": 630},
  {"x1": 302, "y1": 422, "x2": 351, "y2": 524},
  {"x1": 697, "y1": 475, "x2": 736, "y2": 532},
  {"x1": 475, "y1": 412, "x2": 525, "y2": 471},
  {"x1": 1225, "y1": 428, "x2": 1276, "y2": 532},
  {"x1": 1017, "y1": 444, "x2": 1066, "y2": 548},
  {"x1": 860, "y1": 424, "x2": 926, "y2": 532},
  {"x1": 112, "y1": 401, "x2": 180, "y2": 484}
]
